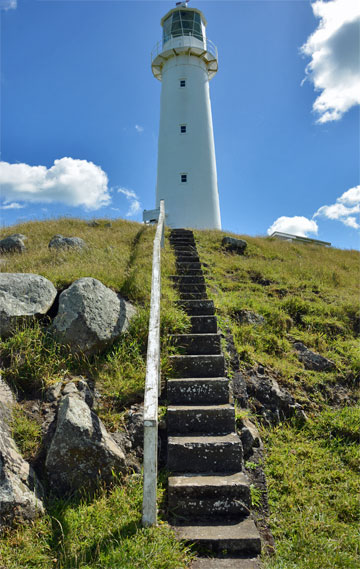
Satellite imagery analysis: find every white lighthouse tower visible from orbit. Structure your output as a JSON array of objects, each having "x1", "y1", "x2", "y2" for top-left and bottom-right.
[{"x1": 151, "y1": 1, "x2": 221, "y2": 230}]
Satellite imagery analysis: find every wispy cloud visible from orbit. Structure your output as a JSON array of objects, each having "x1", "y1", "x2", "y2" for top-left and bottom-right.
[
  {"x1": 314, "y1": 185, "x2": 360, "y2": 229},
  {"x1": 267, "y1": 216, "x2": 318, "y2": 238},
  {"x1": 0, "y1": 202, "x2": 24, "y2": 210},
  {"x1": 135, "y1": 124, "x2": 144, "y2": 133},
  {"x1": 117, "y1": 187, "x2": 141, "y2": 217},
  {"x1": 0, "y1": 0, "x2": 17, "y2": 11},
  {"x1": 301, "y1": 0, "x2": 360, "y2": 123},
  {"x1": 0, "y1": 157, "x2": 111, "y2": 210}
]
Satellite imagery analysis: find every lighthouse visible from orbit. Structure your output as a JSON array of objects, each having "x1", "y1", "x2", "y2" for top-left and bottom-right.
[{"x1": 151, "y1": 1, "x2": 221, "y2": 230}]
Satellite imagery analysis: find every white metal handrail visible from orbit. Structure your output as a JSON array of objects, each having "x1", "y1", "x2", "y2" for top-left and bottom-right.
[{"x1": 142, "y1": 199, "x2": 165, "y2": 527}]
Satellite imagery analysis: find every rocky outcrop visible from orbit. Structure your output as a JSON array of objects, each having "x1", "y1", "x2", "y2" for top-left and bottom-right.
[
  {"x1": 48, "y1": 235, "x2": 87, "y2": 250},
  {"x1": 51, "y1": 277, "x2": 136, "y2": 355},
  {"x1": 0, "y1": 234, "x2": 26, "y2": 254},
  {"x1": 222, "y1": 236, "x2": 247, "y2": 254},
  {"x1": 237, "y1": 365, "x2": 304, "y2": 425},
  {"x1": 0, "y1": 379, "x2": 44, "y2": 527},
  {"x1": 45, "y1": 392, "x2": 126, "y2": 494},
  {"x1": 239, "y1": 417, "x2": 262, "y2": 459},
  {"x1": 0, "y1": 273, "x2": 57, "y2": 338},
  {"x1": 234, "y1": 309, "x2": 265, "y2": 326},
  {"x1": 294, "y1": 342, "x2": 335, "y2": 372}
]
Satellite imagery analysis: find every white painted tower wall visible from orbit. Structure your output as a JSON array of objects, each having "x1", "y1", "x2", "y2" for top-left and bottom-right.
[{"x1": 151, "y1": 6, "x2": 221, "y2": 230}]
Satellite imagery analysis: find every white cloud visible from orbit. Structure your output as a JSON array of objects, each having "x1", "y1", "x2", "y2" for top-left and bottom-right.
[
  {"x1": 314, "y1": 185, "x2": 360, "y2": 229},
  {"x1": 301, "y1": 0, "x2": 360, "y2": 123},
  {"x1": 135, "y1": 124, "x2": 144, "y2": 133},
  {"x1": 0, "y1": 158, "x2": 111, "y2": 210},
  {"x1": 117, "y1": 187, "x2": 141, "y2": 217},
  {"x1": 267, "y1": 216, "x2": 319, "y2": 237},
  {"x1": 338, "y1": 185, "x2": 360, "y2": 205},
  {"x1": 0, "y1": 202, "x2": 24, "y2": 210},
  {"x1": 0, "y1": 0, "x2": 17, "y2": 10}
]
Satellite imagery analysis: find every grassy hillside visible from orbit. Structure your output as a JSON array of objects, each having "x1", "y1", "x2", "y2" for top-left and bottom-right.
[
  {"x1": 193, "y1": 229, "x2": 359, "y2": 569},
  {"x1": 0, "y1": 219, "x2": 359, "y2": 569}
]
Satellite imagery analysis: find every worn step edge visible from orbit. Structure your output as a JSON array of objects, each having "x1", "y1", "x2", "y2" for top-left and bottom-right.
[
  {"x1": 167, "y1": 377, "x2": 229, "y2": 405},
  {"x1": 172, "y1": 517, "x2": 261, "y2": 555}
]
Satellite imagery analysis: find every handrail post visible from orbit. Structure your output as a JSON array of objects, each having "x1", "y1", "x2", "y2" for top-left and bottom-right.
[{"x1": 142, "y1": 200, "x2": 165, "y2": 527}]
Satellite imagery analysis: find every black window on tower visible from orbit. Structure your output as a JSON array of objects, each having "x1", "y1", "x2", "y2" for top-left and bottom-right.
[
  {"x1": 181, "y1": 174, "x2": 187, "y2": 183},
  {"x1": 180, "y1": 79, "x2": 186, "y2": 87},
  {"x1": 180, "y1": 125, "x2": 187, "y2": 134}
]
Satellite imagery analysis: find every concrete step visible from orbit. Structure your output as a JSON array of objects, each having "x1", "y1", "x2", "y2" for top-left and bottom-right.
[
  {"x1": 177, "y1": 299, "x2": 214, "y2": 316},
  {"x1": 170, "y1": 354, "x2": 225, "y2": 378},
  {"x1": 171, "y1": 240, "x2": 196, "y2": 247},
  {"x1": 171, "y1": 275, "x2": 205, "y2": 285},
  {"x1": 168, "y1": 433, "x2": 242, "y2": 473},
  {"x1": 170, "y1": 333, "x2": 221, "y2": 355},
  {"x1": 167, "y1": 377, "x2": 229, "y2": 405},
  {"x1": 176, "y1": 256, "x2": 200, "y2": 264},
  {"x1": 176, "y1": 262, "x2": 202, "y2": 271},
  {"x1": 172, "y1": 518, "x2": 261, "y2": 555},
  {"x1": 191, "y1": 558, "x2": 262, "y2": 569},
  {"x1": 168, "y1": 472, "x2": 251, "y2": 518},
  {"x1": 191, "y1": 315, "x2": 217, "y2": 333},
  {"x1": 167, "y1": 404, "x2": 235, "y2": 435},
  {"x1": 180, "y1": 292, "x2": 208, "y2": 300},
  {"x1": 177, "y1": 283, "x2": 207, "y2": 294},
  {"x1": 176, "y1": 269, "x2": 204, "y2": 277},
  {"x1": 175, "y1": 250, "x2": 199, "y2": 257}
]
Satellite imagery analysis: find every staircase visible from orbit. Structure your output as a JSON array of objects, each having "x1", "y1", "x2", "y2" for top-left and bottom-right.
[{"x1": 166, "y1": 229, "x2": 262, "y2": 568}]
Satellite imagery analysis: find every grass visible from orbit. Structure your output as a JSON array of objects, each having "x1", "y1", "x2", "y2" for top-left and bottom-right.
[
  {"x1": 1, "y1": 218, "x2": 359, "y2": 568},
  {"x1": 261, "y1": 408, "x2": 360, "y2": 569},
  {"x1": 0, "y1": 474, "x2": 193, "y2": 569}
]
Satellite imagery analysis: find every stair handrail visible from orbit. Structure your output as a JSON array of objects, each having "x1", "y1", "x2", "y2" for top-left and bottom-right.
[{"x1": 142, "y1": 199, "x2": 165, "y2": 527}]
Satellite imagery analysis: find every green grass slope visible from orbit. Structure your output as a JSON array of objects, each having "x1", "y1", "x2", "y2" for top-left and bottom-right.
[
  {"x1": 193, "y1": 229, "x2": 359, "y2": 569},
  {"x1": 0, "y1": 219, "x2": 359, "y2": 569}
]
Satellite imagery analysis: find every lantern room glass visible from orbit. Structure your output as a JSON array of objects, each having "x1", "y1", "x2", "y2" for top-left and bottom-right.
[{"x1": 163, "y1": 10, "x2": 203, "y2": 45}]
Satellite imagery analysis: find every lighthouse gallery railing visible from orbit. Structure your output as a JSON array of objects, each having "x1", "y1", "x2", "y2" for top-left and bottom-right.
[{"x1": 142, "y1": 199, "x2": 165, "y2": 527}]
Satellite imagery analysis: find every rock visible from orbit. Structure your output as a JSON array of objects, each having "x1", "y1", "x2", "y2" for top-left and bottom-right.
[
  {"x1": 242, "y1": 366, "x2": 302, "y2": 424},
  {"x1": 222, "y1": 236, "x2": 247, "y2": 255},
  {"x1": 51, "y1": 277, "x2": 136, "y2": 355},
  {"x1": 45, "y1": 377, "x2": 94, "y2": 407},
  {"x1": 294, "y1": 342, "x2": 335, "y2": 372},
  {"x1": 126, "y1": 405, "x2": 144, "y2": 458},
  {"x1": 87, "y1": 221, "x2": 100, "y2": 227},
  {"x1": 0, "y1": 378, "x2": 44, "y2": 526},
  {"x1": 48, "y1": 235, "x2": 87, "y2": 250},
  {"x1": 104, "y1": 222, "x2": 112, "y2": 228},
  {"x1": 45, "y1": 393, "x2": 126, "y2": 494},
  {"x1": 234, "y1": 309, "x2": 265, "y2": 326},
  {"x1": 239, "y1": 418, "x2": 262, "y2": 459},
  {"x1": 0, "y1": 235, "x2": 26, "y2": 254},
  {"x1": 232, "y1": 372, "x2": 248, "y2": 408},
  {"x1": 0, "y1": 273, "x2": 57, "y2": 338}
]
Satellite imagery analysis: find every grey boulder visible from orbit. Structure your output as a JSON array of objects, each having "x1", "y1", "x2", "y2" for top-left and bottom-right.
[
  {"x1": 222, "y1": 236, "x2": 247, "y2": 254},
  {"x1": 0, "y1": 273, "x2": 57, "y2": 338},
  {"x1": 294, "y1": 342, "x2": 335, "y2": 372},
  {"x1": 0, "y1": 379, "x2": 44, "y2": 526},
  {"x1": 0, "y1": 235, "x2": 26, "y2": 254},
  {"x1": 45, "y1": 393, "x2": 126, "y2": 494},
  {"x1": 51, "y1": 277, "x2": 136, "y2": 355},
  {"x1": 48, "y1": 234, "x2": 87, "y2": 250}
]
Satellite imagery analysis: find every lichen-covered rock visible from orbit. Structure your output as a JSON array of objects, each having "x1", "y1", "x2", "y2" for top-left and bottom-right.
[
  {"x1": 0, "y1": 379, "x2": 44, "y2": 527},
  {"x1": 239, "y1": 417, "x2": 262, "y2": 459},
  {"x1": 222, "y1": 236, "x2": 247, "y2": 254},
  {"x1": 48, "y1": 234, "x2": 87, "y2": 250},
  {"x1": 0, "y1": 235, "x2": 26, "y2": 254},
  {"x1": 51, "y1": 277, "x2": 136, "y2": 355},
  {"x1": 45, "y1": 393, "x2": 126, "y2": 494},
  {"x1": 294, "y1": 342, "x2": 335, "y2": 372},
  {"x1": 0, "y1": 273, "x2": 57, "y2": 338}
]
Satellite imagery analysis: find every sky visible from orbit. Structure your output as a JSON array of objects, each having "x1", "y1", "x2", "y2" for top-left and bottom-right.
[{"x1": 0, "y1": 0, "x2": 359, "y2": 250}]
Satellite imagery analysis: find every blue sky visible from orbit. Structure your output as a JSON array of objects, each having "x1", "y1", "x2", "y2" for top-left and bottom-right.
[{"x1": 1, "y1": 0, "x2": 359, "y2": 249}]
